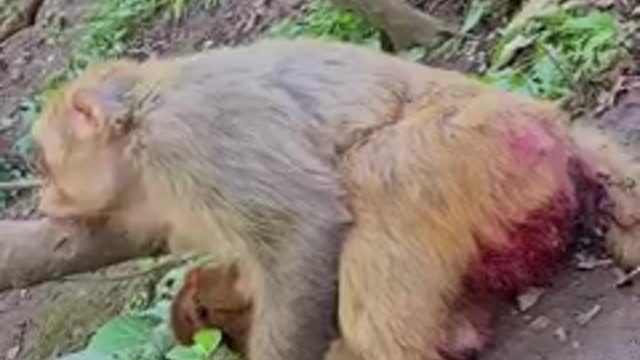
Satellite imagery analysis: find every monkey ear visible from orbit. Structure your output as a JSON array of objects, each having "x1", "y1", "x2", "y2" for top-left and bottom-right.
[
  {"x1": 69, "y1": 77, "x2": 137, "y2": 140},
  {"x1": 69, "y1": 89, "x2": 107, "y2": 140}
]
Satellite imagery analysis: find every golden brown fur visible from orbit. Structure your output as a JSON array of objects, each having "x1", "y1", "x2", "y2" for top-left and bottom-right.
[{"x1": 31, "y1": 38, "x2": 640, "y2": 360}]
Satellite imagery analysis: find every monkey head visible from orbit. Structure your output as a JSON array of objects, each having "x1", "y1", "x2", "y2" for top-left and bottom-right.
[
  {"x1": 171, "y1": 264, "x2": 253, "y2": 352},
  {"x1": 30, "y1": 61, "x2": 146, "y2": 220}
]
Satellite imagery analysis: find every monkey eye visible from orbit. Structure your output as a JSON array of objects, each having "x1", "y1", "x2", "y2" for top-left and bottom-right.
[{"x1": 195, "y1": 305, "x2": 209, "y2": 320}]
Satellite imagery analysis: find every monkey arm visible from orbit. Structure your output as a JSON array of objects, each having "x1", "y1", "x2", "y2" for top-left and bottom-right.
[
  {"x1": 236, "y1": 164, "x2": 352, "y2": 360},
  {"x1": 239, "y1": 195, "x2": 351, "y2": 360},
  {"x1": 249, "y1": 216, "x2": 350, "y2": 360},
  {"x1": 178, "y1": 108, "x2": 355, "y2": 360}
]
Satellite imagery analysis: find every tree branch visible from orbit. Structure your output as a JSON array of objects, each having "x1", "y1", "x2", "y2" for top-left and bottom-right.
[
  {"x1": 0, "y1": 0, "x2": 45, "y2": 42},
  {"x1": 0, "y1": 179, "x2": 41, "y2": 191},
  {"x1": 0, "y1": 218, "x2": 168, "y2": 291},
  {"x1": 332, "y1": 0, "x2": 457, "y2": 52}
]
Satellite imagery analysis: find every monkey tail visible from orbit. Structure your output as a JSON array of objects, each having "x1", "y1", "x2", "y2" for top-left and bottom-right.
[{"x1": 569, "y1": 122, "x2": 640, "y2": 267}]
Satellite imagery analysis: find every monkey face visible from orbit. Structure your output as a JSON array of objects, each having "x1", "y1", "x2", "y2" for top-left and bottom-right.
[
  {"x1": 31, "y1": 83, "x2": 140, "y2": 219},
  {"x1": 171, "y1": 266, "x2": 253, "y2": 348}
]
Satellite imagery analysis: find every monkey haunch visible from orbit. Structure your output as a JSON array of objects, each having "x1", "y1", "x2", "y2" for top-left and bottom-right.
[{"x1": 32, "y1": 38, "x2": 640, "y2": 360}]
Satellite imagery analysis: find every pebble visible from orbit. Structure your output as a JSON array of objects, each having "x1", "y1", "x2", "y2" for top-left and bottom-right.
[
  {"x1": 554, "y1": 327, "x2": 568, "y2": 342},
  {"x1": 6, "y1": 345, "x2": 20, "y2": 360},
  {"x1": 517, "y1": 287, "x2": 545, "y2": 312},
  {"x1": 529, "y1": 316, "x2": 551, "y2": 331}
]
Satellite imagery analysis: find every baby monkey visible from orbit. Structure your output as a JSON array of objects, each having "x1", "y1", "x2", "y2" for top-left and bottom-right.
[{"x1": 171, "y1": 264, "x2": 252, "y2": 353}]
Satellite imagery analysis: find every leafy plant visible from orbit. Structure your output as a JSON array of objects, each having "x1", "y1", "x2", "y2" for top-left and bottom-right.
[
  {"x1": 55, "y1": 259, "x2": 236, "y2": 360},
  {"x1": 484, "y1": 7, "x2": 625, "y2": 100},
  {"x1": 461, "y1": 0, "x2": 491, "y2": 34},
  {"x1": 162, "y1": 0, "x2": 218, "y2": 20},
  {"x1": 269, "y1": 0, "x2": 379, "y2": 47},
  {"x1": 166, "y1": 329, "x2": 223, "y2": 360},
  {"x1": 57, "y1": 313, "x2": 172, "y2": 360},
  {"x1": 0, "y1": 156, "x2": 30, "y2": 208},
  {"x1": 0, "y1": 0, "x2": 20, "y2": 21},
  {"x1": 55, "y1": 290, "x2": 224, "y2": 360},
  {"x1": 268, "y1": 0, "x2": 435, "y2": 63}
]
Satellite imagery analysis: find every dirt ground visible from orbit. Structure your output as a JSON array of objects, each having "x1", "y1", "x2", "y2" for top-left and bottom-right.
[{"x1": 1, "y1": 0, "x2": 640, "y2": 359}]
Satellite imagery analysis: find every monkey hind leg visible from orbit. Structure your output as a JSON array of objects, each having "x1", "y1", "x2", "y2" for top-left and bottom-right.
[{"x1": 336, "y1": 214, "x2": 475, "y2": 360}]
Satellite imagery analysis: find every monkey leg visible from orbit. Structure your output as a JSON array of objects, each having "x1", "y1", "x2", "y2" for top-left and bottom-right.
[
  {"x1": 336, "y1": 223, "x2": 468, "y2": 360},
  {"x1": 247, "y1": 229, "x2": 345, "y2": 360}
]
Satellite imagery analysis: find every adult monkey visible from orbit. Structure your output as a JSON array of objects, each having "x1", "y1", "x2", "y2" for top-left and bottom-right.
[{"x1": 31, "y1": 38, "x2": 640, "y2": 360}]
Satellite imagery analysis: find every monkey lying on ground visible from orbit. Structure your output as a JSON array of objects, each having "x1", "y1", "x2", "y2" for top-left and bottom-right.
[{"x1": 31, "y1": 38, "x2": 640, "y2": 360}]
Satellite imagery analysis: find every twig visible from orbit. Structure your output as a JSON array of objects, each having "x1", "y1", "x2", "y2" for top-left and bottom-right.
[
  {"x1": 615, "y1": 265, "x2": 640, "y2": 287},
  {"x1": 0, "y1": 179, "x2": 42, "y2": 191},
  {"x1": 576, "y1": 304, "x2": 602, "y2": 326}
]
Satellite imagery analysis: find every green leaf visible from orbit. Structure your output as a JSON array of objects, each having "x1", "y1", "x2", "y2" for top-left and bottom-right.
[
  {"x1": 135, "y1": 299, "x2": 172, "y2": 321},
  {"x1": 398, "y1": 47, "x2": 427, "y2": 62},
  {"x1": 211, "y1": 345, "x2": 242, "y2": 360},
  {"x1": 562, "y1": 11, "x2": 614, "y2": 32},
  {"x1": 268, "y1": 0, "x2": 377, "y2": 45},
  {"x1": 194, "y1": 329, "x2": 223, "y2": 353},
  {"x1": 461, "y1": 0, "x2": 490, "y2": 34},
  {"x1": 87, "y1": 315, "x2": 159, "y2": 354},
  {"x1": 57, "y1": 349, "x2": 115, "y2": 360},
  {"x1": 147, "y1": 321, "x2": 177, "y2": 356},
  {"x1": 483, "y1": 68, "x2": 530, "y2": 96},
  {"x1": 166, "y1": 345, "x2": 207, "y2": 360},
  {"x1": 490, "y1": 33, "x2": 536, "y2": 71}
]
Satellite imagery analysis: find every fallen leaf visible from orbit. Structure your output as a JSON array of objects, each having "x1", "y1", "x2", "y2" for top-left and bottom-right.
[
  {"x1": 530, "y1": 316, "x2": 551, "y2": 331},
  {"x1": 554, "y1": 327, "x2": 568, "y2": 342}
]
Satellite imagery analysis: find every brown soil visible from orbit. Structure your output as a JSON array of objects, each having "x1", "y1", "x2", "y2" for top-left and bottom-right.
[{"x1": 1, "y1": 0, "x2": 639, "y2": 359}]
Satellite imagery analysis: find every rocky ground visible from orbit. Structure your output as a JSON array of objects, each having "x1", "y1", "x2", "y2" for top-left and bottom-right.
[{"x1": 1, "y1": 0, "x2": 640, "y2": 359}]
